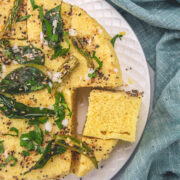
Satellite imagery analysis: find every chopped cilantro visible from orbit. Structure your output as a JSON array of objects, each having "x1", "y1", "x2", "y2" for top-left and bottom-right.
[
  {"x1": 4, "y1": 127, "x2": 19, "y2": 137},
  {"x1": 5, "y1": 155, "x2": 17, "y2": 166},
  {"x1": 22, "y1": 150, "x2": 30, "y2": 157},
  {"x1": 54, "y1": 92, "x2": 72, "y2": 130},
  {"x1": 20, "y1": 125, "x2": 44, "y2": 154},
  {"x1": 111, "y1": 31, "x2": 126, "y2": 47},
  {"x1": 0, "y1": 154, "x2": 18, "y2": 168},
  {"x1": 88, "y1": 51, "x2": 103, "y2": 78}
]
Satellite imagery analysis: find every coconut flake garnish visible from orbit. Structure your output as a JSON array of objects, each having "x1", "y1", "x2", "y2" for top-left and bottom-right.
[
  {"x1": 40, "y1": 106, "x2": 44, "y2": 110},
  {"x1": 48, "y1": 82, "x2": 53, "y2": 88},
  {"x1": 2, "y1": 65, "x2": 6, "y2": 73},
  {"x1": 88, "y1": 38, "x2": 92, "y2": 45},
  {"x1": 12, "y1": 60, "x2": 18, "y2": 65},
  {"x1": 114, "y1": 68, "x2": 119, "y2": 73},
  {"x1": 62, "y1": 118, "x2": 69, "y2": 127},
  {"x1": 53, "y1": 20, "x2": 58, "y2": 34},
  {"x1": 69, "y1": 28, "x2": 77, "y2": 36},
  {"x1": 22, "y1": 137, "x2": 29, "y2": 141},
  {"x1": 88, "y1": 68, "x2": 95, "y2": 74},
  {"x1": 44, "y1": 40, "x2": 48, "y2": 46},
  {"x1": 52, "y1": 72, "x2": 62, "y2": 83},
  {"x1": 48, "y1": 105, "x2": 54, "y2": 110},
  {"x1": 99, "y1": 28, "x2": 103, "y2": 34},
  {"x1": 85, "y1": 74, "x2": 91, "y2": 81},
  {"x1": 45, "y1": 121, "x2": 52, "y2": 132},
  {"x1": 40, "y1": 32, "x2": 44, "y2": 43},
  {"x1": 4, "y1": 150, "x2": 8, "y2": 158},
  {"x1": 47, "y1": 71, "x2": 52, "y2": 79},
  {"x1": 12, "y1": 45, "x2": 20, "y2": 53},
  {"x1": 1, "y1": 64, "x2": 7, "y2": 78}
]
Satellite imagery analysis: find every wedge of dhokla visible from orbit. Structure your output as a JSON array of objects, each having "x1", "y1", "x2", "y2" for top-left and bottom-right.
[
  {"x1": 0, "y1": 0, "x2": 27, "y2": 39},
  {"x1": 27, "y1": 0, "x2": 123, "y2": 88},
  {"x1": 0, "y1": 60, "x2": 75, "y2": 179},
  {"x1": 83, "y1": 90, "x2": 142, "y2": 142},
  {"x1": 73, "y1": 137, "x2": 118, "y2": 177},
  {"x1": 0, "y1": 0, "x2": 15, "y2": 37}
]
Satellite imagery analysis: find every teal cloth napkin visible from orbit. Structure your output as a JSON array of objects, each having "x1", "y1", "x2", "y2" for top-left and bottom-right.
[{"x1": 105, "y1": 0, "x2": 180, "y2": 180}]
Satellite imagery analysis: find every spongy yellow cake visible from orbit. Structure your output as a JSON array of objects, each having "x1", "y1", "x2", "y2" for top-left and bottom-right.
[
  {"x1": 27, "y1": 0, "x2": 123, "y2": 88},
  {"x1": 0, "y1": 0, "x2": 27, "y2": 39},
  {"x1": 83, "y1": 90, "x2": 142, "y2": 142},
  {"x1": 0, "y1": 0, "x2": 15, "y2": 37},
  {"x1": 73, "y1": 137, "x2": 118, "y2": 177},
  {"x1": 0, "y1": 62, "x2": 74, "y2": 179},
  {"x1": 0, "y1": 0, "x2": 135, "y2": 179}
]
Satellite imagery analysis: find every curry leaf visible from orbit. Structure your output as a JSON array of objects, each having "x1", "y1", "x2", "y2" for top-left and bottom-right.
[
  {"x1": 12, "y1": 45, "x2": 45, "y2": 65},
  {"x1": 24, "y1": 140, "x2": 66, "y2": 174},
  {"x1": 42, "y1": 5, "x2": 63, "y2": 47},
  {"x1": 4, "y1": 127, "x2": 19, "y2": 137},
  {"x1": 0, "y1": 39, "x2": 45, "y2": 65},
  {"x1": 0, "y1": 66, "x2": 50, "y2": 94},
  {"x1": 0, "y1": 94, "x2": 55, "y2": 119}
]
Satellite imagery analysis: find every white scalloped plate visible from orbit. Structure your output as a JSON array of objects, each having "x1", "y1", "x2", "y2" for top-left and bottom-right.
[{"x1": 63, "y1": 0, "x2": 151, "y2": 180}]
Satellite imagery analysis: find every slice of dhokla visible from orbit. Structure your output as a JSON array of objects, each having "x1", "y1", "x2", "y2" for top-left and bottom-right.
[
  {"x1": 83, "y1": 90, "x2": 142, "y2": 142},
  {"x1": 73, "y1": 137, "x2": 118, "y2": 177},
  {"x1": 3, "y1": 0, "x2": 28, "y2": 39},
  {"x1": 0, "y1": 60, "x2": 75, "y2": 179},
  {"x1": 27, "y1": 0, "x2": 122, "y2": 88},
  {"x1": 27, "y1": 0, "x2": 44, "y2": 42},
  {"x1": 63, "y1": 4, "x2": 123, "y2": 88},
  {"x1": 27, "y1": 0, "x2": 72, "y2": 42},
  {"x1": 0, "y1": 0, "x2": 15, "y2": 37}
]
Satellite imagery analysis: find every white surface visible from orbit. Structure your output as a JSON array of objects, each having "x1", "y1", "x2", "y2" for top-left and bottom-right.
[{"x1": 63, "y1": 0, "x2": 151, "y2": 180}]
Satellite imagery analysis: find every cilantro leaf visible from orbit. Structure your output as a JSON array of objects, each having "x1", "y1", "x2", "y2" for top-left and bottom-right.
[
  {"x1": 42, "y1": 5, "x2": 63, "y2": 47},
  {"x1": 5, "y1": 155, "x2": 17, "y2": 166},
  {"x1": 54, "y1": 92, "x2": 72, "y2": 130},
  {"x1": 52, "y1": 31, "x2": 70, "y2": 59},
  {"x1": 88, "y1": 51, "x2": 103, "y2": 78},
  {"x1": 22, "y1": 150, "x2": 30, "y2": 157},
  {"x1": 0, "y1": 154, "x2": 18, "y2": 168},
  {"x1": 111, "y1": 32, "x2": 126, "y2": 47},
  {"x1": 24, "y1": 140, "x2": 66, "y2": 174},
  {"x1": 20, "y1": 125, "x2": 43, "y2": 153},
  {"x1": 4, "y1": 127, "x2": 19, "y2": 137},
  {"x1": 0, "y1": 140, "x2": 4, "y2": 154}
]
